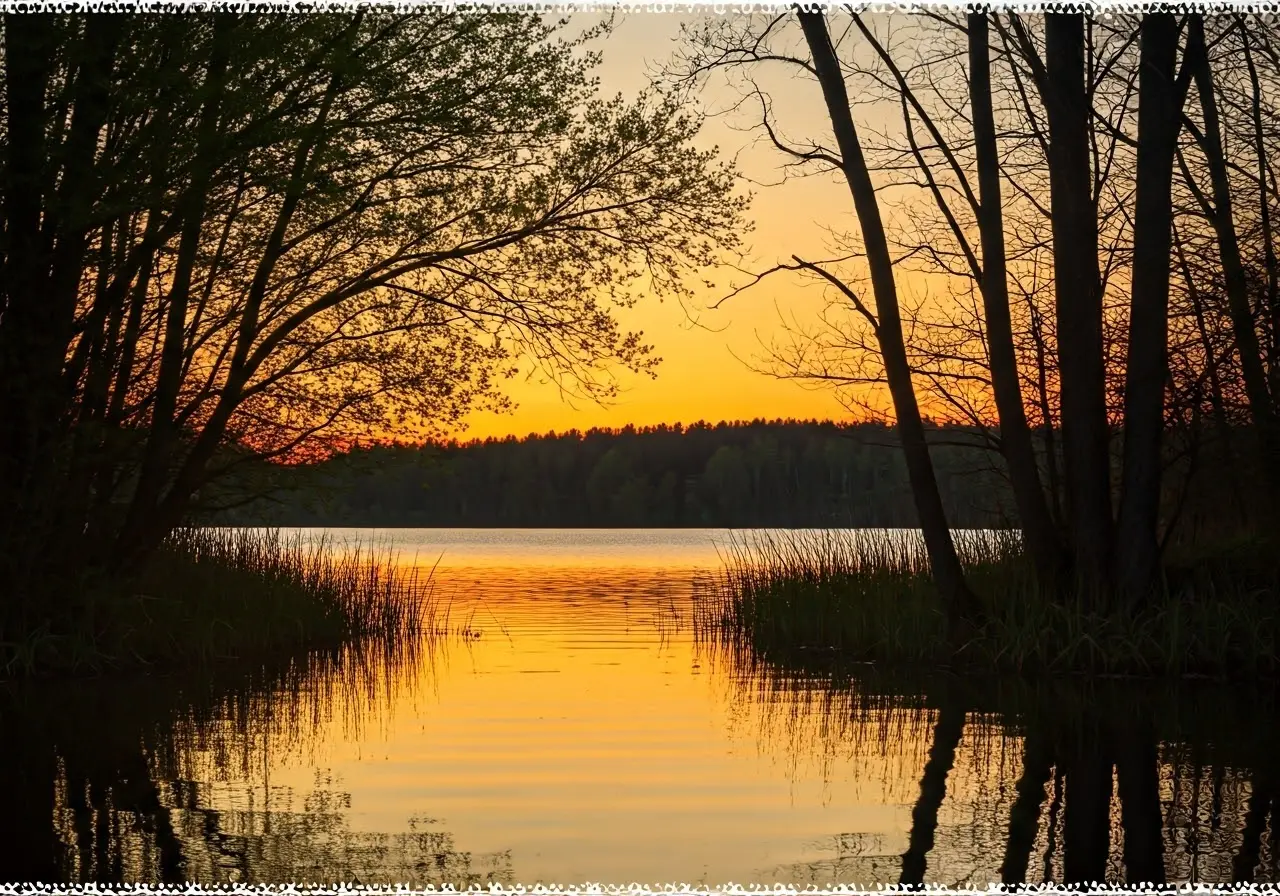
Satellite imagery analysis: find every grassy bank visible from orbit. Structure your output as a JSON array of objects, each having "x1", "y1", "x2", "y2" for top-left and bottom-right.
[
  {"x1": 695, "y1": 528, "x2": 1280, "y2": 679},
  {"x1": 1, "y1": 527, "x2": 436, "y2": 679}
]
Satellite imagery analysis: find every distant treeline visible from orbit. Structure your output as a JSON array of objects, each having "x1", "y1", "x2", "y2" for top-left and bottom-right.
[{"x1": 213, "y1": 419, "x2": 1020, "y2": 529}]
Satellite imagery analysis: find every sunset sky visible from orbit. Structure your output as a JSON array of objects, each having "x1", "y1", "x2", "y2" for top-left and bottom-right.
[{"x1": 457, "y1": 12, "x2": 881, "y2": 440}]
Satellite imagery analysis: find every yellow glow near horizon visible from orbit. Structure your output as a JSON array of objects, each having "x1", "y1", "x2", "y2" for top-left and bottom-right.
[{"x1": 456, "y1": 12, "x2": 900, "y2": 441}]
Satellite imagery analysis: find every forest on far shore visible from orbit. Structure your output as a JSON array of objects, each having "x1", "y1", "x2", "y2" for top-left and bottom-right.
[
  {"x1": 201, "y1": 418, "x2": 1114, "y2": 530},
  {"x1": 212, "y1": 419, "x2": 1023, "y2": 529},
  {"x1": 213, "y1": 416, "x2": 1260, "y2": 535}
]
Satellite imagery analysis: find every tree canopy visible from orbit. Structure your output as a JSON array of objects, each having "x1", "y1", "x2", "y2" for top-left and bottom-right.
[{"x1": 0, "y1": 10, "x2": 747, "y2": 629}]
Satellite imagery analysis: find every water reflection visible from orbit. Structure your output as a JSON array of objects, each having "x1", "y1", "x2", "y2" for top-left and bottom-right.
[
  {"x1": 1, "y1": 529, "x2": 1277, "y2": 885},
  {"x1": 0, "y1": 637, "x2": 514, "y2": 885},
  {"x1": 721, "y1": 646, "x2": 1280, "y2": 885}
]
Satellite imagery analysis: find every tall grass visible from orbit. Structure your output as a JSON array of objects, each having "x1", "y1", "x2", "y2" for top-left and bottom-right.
[
  {"x1": 696, "y1": 527, "x2": 1280, "y2": 679},
  {"x1": 2, "y1": 527, "x2": 442, "y2": 679}
]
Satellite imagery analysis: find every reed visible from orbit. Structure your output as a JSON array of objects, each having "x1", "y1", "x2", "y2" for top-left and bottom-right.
[
  {"x1": 2, "y1": 527, "x2": 440, "y2": 679},
  {"x1": 696, "y1": 527, "x2": 1280, "y2": 679}
]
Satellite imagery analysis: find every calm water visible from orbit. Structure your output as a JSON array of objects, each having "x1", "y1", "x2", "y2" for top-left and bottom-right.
[{"x1": 1, "y1": 528, "x2": 1277, "y2": 885}]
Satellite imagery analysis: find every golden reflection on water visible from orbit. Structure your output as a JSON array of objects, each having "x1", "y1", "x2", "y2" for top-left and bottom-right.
[
  {"x1": 13, "y1": 530, "x2": 1280, "y2": 884},
  {"x1": 244, "y1": 540, "x2": 930, "y2": 883}
]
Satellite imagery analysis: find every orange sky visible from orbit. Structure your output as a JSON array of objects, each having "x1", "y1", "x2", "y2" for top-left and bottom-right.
[{"x1": 458, "y1": 12, "x2": 886, "y2": 440}]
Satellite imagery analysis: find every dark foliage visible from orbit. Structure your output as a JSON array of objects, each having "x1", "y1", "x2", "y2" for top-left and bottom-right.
[{"x1": 213, "y1": 419, "x2": 1018, "y2": 529}]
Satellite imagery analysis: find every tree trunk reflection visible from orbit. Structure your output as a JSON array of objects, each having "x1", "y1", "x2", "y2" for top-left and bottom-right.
[{"x1": 899, "y1": 697, "x2": 967, "y2": 886}]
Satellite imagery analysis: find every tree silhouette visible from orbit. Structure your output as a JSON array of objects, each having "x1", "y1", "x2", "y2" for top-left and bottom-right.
[{"x1": 0, "y1": 11, "x2": 746, "y2": 631}]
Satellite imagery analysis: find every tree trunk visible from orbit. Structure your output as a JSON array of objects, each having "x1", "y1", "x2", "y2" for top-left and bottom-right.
[
  {"x1": 0, "y1": 14, "x2": 121, "y2": 616},
  {"x1": 1116, "y1": 13, "x2": 1193, "y2": 602},
  {"x1": 1043, "y1": 13, "x2": 1114, "y2": 606},
  {"x1": 0, "y1": 14, "x2": 59, "y2": 623},
  {"x1": 1175, "y1": 227, "x2": 1242, "y2": 525},
  {"x1": 1190, "y1": 16, "x2": 1280, "y2": 508},
  {"x1": 1241, "y1": 28, "x2": 1280, "y2": 402},
  {"x1": 0, "y1": 14, "x2": 57, "y2": 489},
  {"x1": 798, "y1": 8, "x2": 981, "y2": 626},
  {"x1": 968, "y1": 12, "x2": 1066, "y2": 588},
  {"x1": 125, "y1": 17, "x2": 235, "y2": 536}
]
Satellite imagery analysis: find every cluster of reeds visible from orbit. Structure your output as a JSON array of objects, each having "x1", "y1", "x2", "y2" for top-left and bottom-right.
[
  {"x1": 2, "y1": 527, "x2": 441, "y2": 679},
  {"x1": 696, "y1": 527, "x2": 1280, "y2": 679}
]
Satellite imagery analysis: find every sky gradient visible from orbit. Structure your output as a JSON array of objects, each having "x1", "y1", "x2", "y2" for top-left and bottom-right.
[{"x1": 457, "y1": 12, "x2": 868, "y2": 440}]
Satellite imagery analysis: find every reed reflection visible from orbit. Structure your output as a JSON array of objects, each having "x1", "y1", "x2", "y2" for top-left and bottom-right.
[
  {"x1": 716, "y1": 642, "x2": 1280, "y2": 885},
  {"x1": 5, "y1": 534, "x2": 1279, "y2": 887},
  {"x1": 0, "y1": 633, "x2": 512, "y2": 886}
]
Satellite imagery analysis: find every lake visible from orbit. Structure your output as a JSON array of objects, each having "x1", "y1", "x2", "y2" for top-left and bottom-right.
[{"x1": 1, "y1": 528, "x2": 1277, "y2": 885}]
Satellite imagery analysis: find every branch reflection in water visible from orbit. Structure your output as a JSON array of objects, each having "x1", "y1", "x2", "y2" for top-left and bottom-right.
[
  {"x1": 0, "y1": 625, "x2": 514, "y2": 886},
  {"x1": 705, "y1": 633, "x2": 1280, "y2": 885},
  {"x1": 1, "y1": 527, "x2": 1278, "y2": 886}
]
